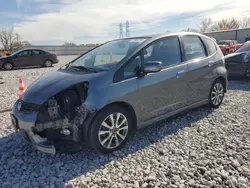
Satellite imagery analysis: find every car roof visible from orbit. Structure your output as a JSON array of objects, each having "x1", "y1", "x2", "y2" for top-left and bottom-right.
[
  {"x1": 112, "y1": 32, "x2": 208, "y2": 42},
  {"x1": 22, "y1": 48, "x2": 46, "y2": 51}
]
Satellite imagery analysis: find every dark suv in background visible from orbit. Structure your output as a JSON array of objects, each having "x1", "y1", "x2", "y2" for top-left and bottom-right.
[
  {"x1": 11, "y1": 32, "x2": 227, "y2": 154},
  {"x1": 0, "y1": 49, "x2": 58, "y2": 70}
]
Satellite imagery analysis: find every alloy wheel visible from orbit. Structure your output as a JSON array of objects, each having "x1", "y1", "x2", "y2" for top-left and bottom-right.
[
  {"x1": 98, "y1": 113, "x2": 128, "y2": 149},
  {"x1": 211, "y1": 83, "x2": 224, "y2": 106},
  {"x1": 4, "y1": 63, "x2": 13, "y2": 70},
  {"x1": 45, "y1": 60, "x2": 52, "y2": 67}
]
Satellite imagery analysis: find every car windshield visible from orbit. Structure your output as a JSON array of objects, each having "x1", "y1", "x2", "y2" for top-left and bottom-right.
[
  {"x1": 68, "y1": 38, "x2": 148, "y2": 71},
  {"x1": 218, "y1": 41, "x2": 230, "y2": 45},
  {"x1": 236, "y1": 42, "x2": 250, "y2": 53}
]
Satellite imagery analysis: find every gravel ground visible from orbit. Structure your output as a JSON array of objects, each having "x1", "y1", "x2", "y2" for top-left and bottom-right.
[
  {"x1": 0, "y1": 56, "x2": 77, "y2": 111},
  {"x1": 0, "y1": 80, "x2": 249, "y2": 188}
]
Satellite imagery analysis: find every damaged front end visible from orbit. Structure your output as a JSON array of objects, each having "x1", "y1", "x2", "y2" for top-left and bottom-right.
[{"x1": 11, "y1": 82, "x2": 89, "y2": 154}]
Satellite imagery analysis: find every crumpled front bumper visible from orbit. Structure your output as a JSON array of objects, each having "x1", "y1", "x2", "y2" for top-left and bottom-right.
[{"x1": 10, "y1": 99, "x2": 56, "y2": 154}]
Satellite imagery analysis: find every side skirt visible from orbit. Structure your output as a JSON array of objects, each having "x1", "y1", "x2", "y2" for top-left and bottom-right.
[{"x1": 137, "y1": 99, "x2": 208, "y2": 129}]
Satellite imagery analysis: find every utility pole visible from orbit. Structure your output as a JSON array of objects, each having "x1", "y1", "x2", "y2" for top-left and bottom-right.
[
  {"x1": 126, "y1": 20, "x2": 130, "y2": 37},
  {"x1": 119, "y1": 23, "x2": 123, "y2": 39}
]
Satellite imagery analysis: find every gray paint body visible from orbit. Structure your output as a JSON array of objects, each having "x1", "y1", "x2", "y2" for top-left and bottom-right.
[{"x1": 11, "y1": 32, "x2": 227, "y2": 154}]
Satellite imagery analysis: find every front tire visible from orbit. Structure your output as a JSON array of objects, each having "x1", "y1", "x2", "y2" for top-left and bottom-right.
[
  {"x1": 209, "y1": 79, "x2": 225, "y2": 108},
  {"x1": 3, "y1": 62, "x2": 13, "y2": 70},
  {"x1": 88, "y1": 105, "x2": 132, "y2": 153}
]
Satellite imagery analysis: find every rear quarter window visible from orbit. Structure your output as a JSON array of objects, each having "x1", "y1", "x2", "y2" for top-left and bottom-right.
[
  {"x1": 202, "y1": 37, "x2": 217, "y2": 55},
  {"x1": 181, "y1": 35, "x2": 206, "y2": 61}
]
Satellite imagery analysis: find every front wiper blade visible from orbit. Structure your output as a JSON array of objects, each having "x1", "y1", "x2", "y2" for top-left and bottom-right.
[{"x1": 71, "y1": 65, "x2": 97, "y2": 72}]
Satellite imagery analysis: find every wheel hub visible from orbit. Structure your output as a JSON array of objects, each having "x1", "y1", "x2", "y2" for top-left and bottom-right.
[
  {"x1": 98, "y1": 112, "x2": 128, "y2": 149},
  {"x1": 211, "y1": 83, "x2": 224, "y2": 106}
]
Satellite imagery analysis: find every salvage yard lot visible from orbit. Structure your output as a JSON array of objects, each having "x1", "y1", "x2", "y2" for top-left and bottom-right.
[{"x1": 0, "y1": 56, "x2": 250, "y2": 187}]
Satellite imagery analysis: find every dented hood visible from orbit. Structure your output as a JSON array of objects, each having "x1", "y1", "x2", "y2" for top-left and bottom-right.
[{"x1": 22, "y1": 69, "x2": 105, "y2": 104}]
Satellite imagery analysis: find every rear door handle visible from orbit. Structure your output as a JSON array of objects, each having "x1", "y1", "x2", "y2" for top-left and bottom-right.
[{"x1": 176, "y1": 70, "x2": 185, "y2": 78}]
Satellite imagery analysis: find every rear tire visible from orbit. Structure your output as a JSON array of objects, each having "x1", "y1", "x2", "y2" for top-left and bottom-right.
[
  {"x1": 209, "y1": 79, "x2": 225, "y2": 108},
  {"x1": 88, "y1": 105, "x2": 132, "y2": 153},
  {"x1": 3, "y1": 62, "x2": 13, "y2": 70},
  {"x1": 44, "y1": 60, "x2": 52, "y2": 67}
]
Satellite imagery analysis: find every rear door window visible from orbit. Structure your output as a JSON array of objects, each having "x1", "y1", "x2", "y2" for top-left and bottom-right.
[
  {"x1": 182, "y1": 36, "x2": 206, "y2": 61},
  {"x1": 32, "y1": 50, "x2": 41, "y2": 55}
]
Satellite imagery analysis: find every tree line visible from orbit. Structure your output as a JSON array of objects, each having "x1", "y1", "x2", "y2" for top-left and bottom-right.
[{"x1": 184, "y1": 17, "x2": 250, "y2": 33}]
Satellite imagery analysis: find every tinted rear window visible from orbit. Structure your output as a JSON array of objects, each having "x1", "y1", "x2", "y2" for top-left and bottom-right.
[
  {"x1": 202, "y1": 37, "x2": 217, "y2": 55},
  {"x1": 182, "y1": 36, "x2": 206, "y2": 61},
  {"x1": 32, "y1": 50, "x2": 41, "y2": 55}
]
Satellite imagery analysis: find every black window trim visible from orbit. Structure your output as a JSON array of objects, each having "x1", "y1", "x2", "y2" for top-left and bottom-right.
[
  {"x1": 179, "y1": 34, "x2": 209, "y2": 63},
  {"x1": 114, "y1": 35, "x2": 190, "y2": 83},
  {"x1": 32, "y1": 50, "x2": 42, "y2": 55},
  {"x1": 141, "y1": 35, "x2": 183, "y2": 70},
  {"x1": 17, "y1": 50, "x2": 31, "y2": 57},
  {"x1": 201, "y1": 36, "x2": 218, "y2": 57},
  {"x1": 113, "y1": 51, "x2": 143, "y2": 83}
]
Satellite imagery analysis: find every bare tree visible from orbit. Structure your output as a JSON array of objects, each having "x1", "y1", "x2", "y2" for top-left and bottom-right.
[
  {"x1": 197, "y1": 18, "x2": 213, "y2": 33},
  {"x1": 209, "y1": 24, "x2": 220, "y2": 32},
  {"x1": 240, "y1": 17, "x2": 250, "y2": 28},
  {"x1": 22, "y1": 41, "x2": 31, "y2": 47},
  {"x1": 217, "y1": 18, "x2": 240, "y2": 30},
  {"x1": 0, "y1": 27, "x2": 23, "y2": 51}
]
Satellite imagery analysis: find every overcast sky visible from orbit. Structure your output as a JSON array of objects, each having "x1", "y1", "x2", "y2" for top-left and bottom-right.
[{"x1": 0, "y1": 0, "x2": 249, "y2": 44}]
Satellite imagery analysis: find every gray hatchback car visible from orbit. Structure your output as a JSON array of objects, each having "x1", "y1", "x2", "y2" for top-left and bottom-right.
[{"x1": 11, "y1": 32, "x2": 227, "y2": 154}]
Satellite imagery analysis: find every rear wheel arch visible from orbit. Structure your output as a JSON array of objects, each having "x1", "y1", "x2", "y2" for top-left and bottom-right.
[{"x1": 214, "y1": 76, "x2": 227, "y2": 93}]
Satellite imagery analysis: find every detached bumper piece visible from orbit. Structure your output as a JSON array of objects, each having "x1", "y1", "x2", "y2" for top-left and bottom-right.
[
  {"x1": 28, "y1": 131, "x2": 56, "y2": 155},
  {"x1": 10, "y1": 113, "x2": 56, "y2": 155}
]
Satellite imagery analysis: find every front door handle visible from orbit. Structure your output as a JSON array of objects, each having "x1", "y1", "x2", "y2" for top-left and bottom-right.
[{"x1": 176, "y1": 70, "x2": 185, "y2": 78}]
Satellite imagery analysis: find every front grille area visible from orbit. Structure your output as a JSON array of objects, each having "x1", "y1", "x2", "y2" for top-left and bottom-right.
[{"x1": 19, "y1": 100, "x2": 41, "y2": 113}]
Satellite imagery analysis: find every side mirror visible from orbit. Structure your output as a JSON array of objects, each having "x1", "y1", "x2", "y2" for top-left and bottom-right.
[{"x1": 143, "y1": 61, "x2": 162, "y2": 74}]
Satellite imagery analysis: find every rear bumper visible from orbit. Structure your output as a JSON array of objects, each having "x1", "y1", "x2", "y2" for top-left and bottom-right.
[
  {"x1": 53, "y1": 59, "x2": 59, "y2": 64},
  {"x1": 11, "y1": 100, "x2": 56, "y2": 154}
]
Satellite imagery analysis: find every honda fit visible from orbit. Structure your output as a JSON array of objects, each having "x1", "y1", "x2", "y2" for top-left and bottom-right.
[{"x1": 11, "y1": 32, "x2": 227, "y2": 154}]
